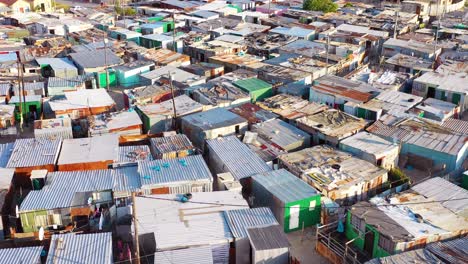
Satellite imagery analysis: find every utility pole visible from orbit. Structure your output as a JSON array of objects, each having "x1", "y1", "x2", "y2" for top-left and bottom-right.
[
  {"x1": 16, "y1": 61, "x2": 23, "y2": 132},
  {"x1": 433, "y1": 0, "x2": 441, "y2": 63},
  {"x1": 103, "y1": 32, "x2": 110, "y2": 91},
  {"x1": 325, "y1": 34, "x2": 330, "y2": 75},
  {"x1": 172, "y1": 10, "x2": 176, "y2": 53},
  {"x1": 393, "y1": 11, "x2": 399, "y2": 39},
  {"x1": 131, "y1": 192, "x2": 141, "y2": 264},
  {"x1": 268, "y1": 0, "x2": 271, "y2": 18},
  {"x1": 169, "y1": 71, "x2": 177, "y2": 130},
  {"x1": 122, "y1": 0, "x2": 126, "y2": 29}
]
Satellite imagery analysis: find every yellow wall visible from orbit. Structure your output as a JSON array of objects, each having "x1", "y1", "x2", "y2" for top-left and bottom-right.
[
  {"x1": 10, "y1": 0, "x2": 31, "y2": 13},
  {"x1": 31, "y1": 0, "x2": 53, "y2": 12}
]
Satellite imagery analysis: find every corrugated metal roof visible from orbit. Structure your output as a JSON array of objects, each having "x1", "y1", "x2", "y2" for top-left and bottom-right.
[
  {"x1": 206, "y1": 136, "x2": 271, "y2": 181},
  {"x1": 154, "y1": 246, "x2": 214, "y2": 264},
  {"x1": 339, "y1": 131, "x2": 398, "y2": 155},
  {"x1": 181, "y1": 108, "x2": 248, "y2": 131},
  {"x1": 233, "y1": 78, "x2": 272, "y2": 92},
  {"x1": 252, "y1": 169, "x2": 319, "y2": 203},
  {"x1": 368, "y1": 116, "x2": 467, "y2": 155},
  {"x1": 150, "y1": 134, "x2": 195, "y2": 154},
  {"x1": 0, "y1": 246, "x2": 43, "y2": 263},
  {"x1": 224, "y1": 207, "x2": 278, "y2": 238},
  {"x1": 247, "y1": 225, "x2": 290, "y2": 250},
  {"x1": 135, "y1": 192, "x2": 243, "y2": 250},
  {"x1": 138, "y1": 155, "x2": 212, "y2": 187},
  {"x1": 49, "y1": 89, "x2": 115, "y2": 111},
  {"x1": 69, "y1": 49, "x2": 121, "y2": 69},
  {"x1": 0, "y1": 168, "x2": 14, "y2": 190},
  {"x1": 0, "y1": 142, "x2": 13, "y2": 168},
  {"x1": 412, "y1": 177, "x2": 468, "y2": 215},
  {"x1": 36, "y1": 58, "x2": 77, "y2": 70},
  {"x1": 47, "y1": 232, "x2": 112, "y2": 264},
  {"x1": 364, "y1": 248, "x2": 442, "y2": 264},
  {"x1": 137, "y1": 95, "x2": 203, "y2": 117},
  {"x1": 9, "y1": 95, "x2": 41, "y2": 103},
  {"x1": 441, "y1": 118, "x2": 468, "y2": 135},
  {"x1": 0, "y1": 83, "x2": 11, "y2": 96},
  {"x1": 20, "y1": 169, "x2": 141, "y2": 211},
  {"x1": 6, "y1": 138, "x2": 61, "y2": 168},
  {"x1": 252, "y1": 119, "x2": 310, "y2": 150},
  {"x1": 426, "y1": 237, "x2": 468, "y2": 264},
  {"x1": 88, "y1": 110, "x2": 142, "y2": 135},
  {"x1": 58, "y1": 134, "x2": 119, "y2": 165},
  {"x1": 48, "y1": 74, "x2": 95, "y2": 88},
  {"x1": 117, "y1": 145, "x2": 152, "y2": 164}
]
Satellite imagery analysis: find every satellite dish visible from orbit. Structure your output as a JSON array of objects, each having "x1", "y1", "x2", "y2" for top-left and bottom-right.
[
  {"x1": 98, "y1": 214, "x2": 104, "y2": 231},
  {"x1": 39, "y1": 227, "x2": 44, "y2": 241}
]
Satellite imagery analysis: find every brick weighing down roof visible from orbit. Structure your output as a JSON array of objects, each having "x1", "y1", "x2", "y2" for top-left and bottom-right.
[{"x1": 367, "y1": 116, "x2": 468, "y2": 155}]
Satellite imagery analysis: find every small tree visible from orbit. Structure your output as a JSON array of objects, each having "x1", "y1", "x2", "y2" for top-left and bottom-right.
[{"x1": 303, "y1": 0, "x2": 338, "y2": 13}]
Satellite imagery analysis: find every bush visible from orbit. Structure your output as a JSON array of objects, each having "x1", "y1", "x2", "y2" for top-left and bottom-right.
[
  {"x1": 388, "y1": 167, "x2": 410, "y2": 186},
  {"x1": 303, "y1": 0, "x2": 338, "y2": 13},
  {"x1": 344, "y1": 3, "x2": 353, "y2": 7},
  {"x1": 55, "y1": 3, "x2": 70, "y2": 11},
  {"x1": 115, "y1": 6, "x2": 137, "y2": 16}
]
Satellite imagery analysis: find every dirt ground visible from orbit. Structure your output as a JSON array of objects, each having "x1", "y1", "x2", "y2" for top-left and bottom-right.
[{"x1": 287, "y1": 227, "x2": 330, "y2": 264}]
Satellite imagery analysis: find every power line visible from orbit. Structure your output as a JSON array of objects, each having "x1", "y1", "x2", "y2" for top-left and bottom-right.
[{"x1": 135, "y1": 195, "x2": 468, "y2": 210}]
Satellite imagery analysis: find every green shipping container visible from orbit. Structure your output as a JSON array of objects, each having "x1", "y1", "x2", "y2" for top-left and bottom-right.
[
  {"x1": 251, "y1": 169, "x2": 321, "y2": 233},
  {"x1": 233, "y1": 78, "x2": 273, "y2": 102}
]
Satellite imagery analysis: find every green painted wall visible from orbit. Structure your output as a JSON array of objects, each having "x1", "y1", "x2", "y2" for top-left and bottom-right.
[
  {"x1": 20, "y1": 210, "x2": 47, "y2": 232},
  {"x1": 250, "y1": 88, "x2": 273, "y2": 102},
  {"x1": 162, "y1": 21, "x2": 175, "y2": 32},
  {"x1": 11, "y1": 101, "x2": 42, "y2": 121},
  {"x1": 140, "y1": 38, "x2": 163, "y2": 49},
  {"x1": 98, "y1": 70, "x2": 117, "y2": 88},
  {"x1": 462, "y1": 173, "x2": 468, "y2": 190},
  {"x1": 367, "y1": 225, "x2": 391, "y2": 258},
  {"x1": 147, "y1": 16, "x2": 164, "y2": 23},
  {"x1": 135, "y1": 107, "x2": 151, "y2": 133},
  {"x1": 345, "y1": 212, "x2": 365, "y2": 250},
  {"x1": 345, "y1": 212, "x2": 392, "y2": 258},
  {"x1": 284, "y1": 195, "x2": 321, "y2": 233}
]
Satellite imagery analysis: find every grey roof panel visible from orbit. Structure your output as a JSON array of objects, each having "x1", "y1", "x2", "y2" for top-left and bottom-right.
[
  {"x1": 20, "y1": 169, "x2": 141, "y2": 211},
  {"x1": 7, "y1": 138, "x2": 62, "y2": 168},
  {"x1": 47, "y1": 233, "x2": 112, "y2": 264},
  {"x1": 247, "y1": 225, "x2": 290, "y2": 250},
  {"x1": 252, "y1": 169, "x2": 319, "y2": 203},
  {"x1": 138, "y1": 155, "x2": 212, "y2": 187},
  {"x1": 0, "y1": 246, "x2": 43, "y2": 264},
  {"x1": 69, "y1": 49, "x2": 121, "y2": 69},
  {"x1": 153, "y1": 246, "x2": 214, "y2": 264},
  {"x1": 224, "y1": 207, "x2": 279, "y2": 238},
  {"x1": 0, "y1": 142, "x2": 13, "y2": 168},
  {"x1": 206, "y1": 136, "x2": 271, "y2": 181},
  {"x1": 426, "y1": 237, "x2": 468, "y2": 264}
]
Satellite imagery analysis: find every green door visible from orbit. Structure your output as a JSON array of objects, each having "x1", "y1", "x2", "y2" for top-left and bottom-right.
[
  {"x1": 452, "y1": 93, "x2": 461, "y2": 105},
  {"x1": 357, "y1": 108, "x2": 366, "y2": 118}
]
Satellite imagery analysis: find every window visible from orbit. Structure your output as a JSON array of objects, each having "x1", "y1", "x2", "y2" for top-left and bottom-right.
[
  {"x1": 48, "y1": 214, "x2": 62, "y2": 226},
  {"x1": 350, "y1": 214, "x2": 365, "y2": 233},
  {"x1": 35, "y1": 215, "x2": 48, "y2": 227},
  {"x1": 309, "y1": 200, "x2": 316, "y2": 211},
  {"x1": 376, "y1": 158, "x2": 383, "y2": 167},
  {"x1": 378, "y1": 234, "x2": 394, "y2": 253}
]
